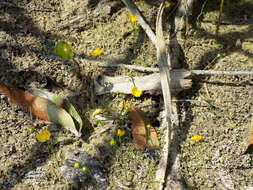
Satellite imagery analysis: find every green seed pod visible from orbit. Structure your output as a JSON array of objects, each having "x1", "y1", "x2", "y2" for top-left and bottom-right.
[
  {"x1": 55, "y1": 41, "x2": 74, "y2": 60},
  {"x1": 82, "y1": 166, "x2": 90, "y2": 173},
  {"x1": 73, "y1": 162, "x2": 80, "y2": 169},
  {"x1": 109, "y1": 138, "x2": 116, "y2": 146}
]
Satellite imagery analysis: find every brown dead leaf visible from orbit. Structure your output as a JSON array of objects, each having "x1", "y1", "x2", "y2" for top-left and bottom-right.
[
  {"x1": 129, "y1": 106, "x2": 159, "y2": 150},
  {"x1": 244, "y1": 120, "x2": 253, "y2": 154},
  {"x1": 0, "y1": 83, "x2": 80, "y2": 136}
]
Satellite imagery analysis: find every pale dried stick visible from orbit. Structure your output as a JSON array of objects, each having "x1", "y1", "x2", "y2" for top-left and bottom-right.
[
  {"x1": 37, "y1": 52, "x2": 253, "y2": 76},
  {"x1": 155, "y1": 2, "x2": 174, "y2": 190},
  {"x1": 191, "y1": 70, "x2": 253, "y2": 76}
]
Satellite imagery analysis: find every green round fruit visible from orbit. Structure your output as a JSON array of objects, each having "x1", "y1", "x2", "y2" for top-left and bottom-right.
[
  {"x1": 82, "y1": 166, "x2": 90, "y2": 173},
  {"x1": 73, "y1": 162, "x2": 80, "y2": 169},
  {"x1": 55, "y1": 41, "x2": 73, "y2": 60}
]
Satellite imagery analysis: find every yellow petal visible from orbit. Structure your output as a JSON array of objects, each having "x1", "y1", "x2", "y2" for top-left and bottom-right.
[
  {"x1": 191, "y1": 136, "x2": 203, "y2": 141},
  {"x1": 90, "y1": 48, "x2": 103, "y2": 56},
  {"x1": 135, "y1": 90, "x2": 143, "y2": 97},
  {"x1": 117, "y1": 129, "x2": 125, "y2": 137},
  {"x1": 130, "y1": 16, "x2": 138, "y2": 23},
  {"x1": 131, "y1": 86, "x2": 138, "y2": 94},
  {"x1": 36, "y1": 129, "x2": 51, "y2": 142},
  {"x1": 131, "y1": 86, "x2": 142, "y2": 97}
]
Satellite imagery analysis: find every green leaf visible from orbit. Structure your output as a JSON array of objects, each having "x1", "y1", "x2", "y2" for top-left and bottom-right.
[
  {"x1": 64, "y1": 102, "x2": 83, "y2": 132},
  {"x1": 44, "y1": 100, "x2": 81, "y2": 137},
  {"x1": 30, "y1": 89, "x2": 83, "y2": 135},
  {"x1": 30, "y1": 88, "x2": 64, "y2": 106}
]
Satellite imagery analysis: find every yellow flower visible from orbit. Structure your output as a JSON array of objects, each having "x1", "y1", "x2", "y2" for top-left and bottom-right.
[
  {"x1": 131, "y1": 86, "x2": 143, "y2": 97},
  {"x1": 165, "y1": 1, "x2": 174, "y2": 8},
  {"x1": 92, "y1": 108, "x2": 105, "y2": 117},
  {"x1": 216, "y1": 53, "x2": 221, "y2": 58},
  {"x1": 36, "y1": 129, "x2": 51, "y2": 142},
  {"x1": 90, "y1": 48, "x2": 103, "y2": 56},
  {"x1": 191, "y1": 136, "x2": 203, "y2": 141},
  {"x1": 130, "y1": 16, "x2": 138, "y2": 23},
  {"x1": 117, "y1": 129, "x2": 125, "y2": 137}
]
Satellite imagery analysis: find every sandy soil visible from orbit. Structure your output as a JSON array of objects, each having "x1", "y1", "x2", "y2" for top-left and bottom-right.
[{"x1": 0, "y1": 0, "x2": 253, "y2": 189}]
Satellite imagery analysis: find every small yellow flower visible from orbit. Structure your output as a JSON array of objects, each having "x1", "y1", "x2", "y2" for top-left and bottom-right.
[
  {"x1": 117, "y1": 129, "x2": 125, "y2": 137},
  {"x1": 146, "y1": 124, "x2": 152, "y2": 129},
  {"x1": 131, "y1": 86, "x2": 143, "y2": 97},
  {"x1": 90, "y1": 48, "x2": 103, "y2": 56},
  {"x1": 130, "y1": 16, "x2": 138, "y2": 23},
  {"x1": 92, "y1": 109, "x2": 105, "y2": 117},
  {"x1": 165, "y1": 1, "x2": 174, "y2": 8},
  {"x1": 36, "y1": 129, "x2": 51, "y2": 143},
  {"x1": 191, "y1": 136, "x2": 203, "y2": 141}
]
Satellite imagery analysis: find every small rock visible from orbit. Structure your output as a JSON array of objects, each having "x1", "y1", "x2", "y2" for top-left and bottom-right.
[
  {"x1": 94, "y1": 0, "x2": 120, "y2": 16},
  {"x1": 59, "y1": 149, "x2": 107, "y2": 188}
]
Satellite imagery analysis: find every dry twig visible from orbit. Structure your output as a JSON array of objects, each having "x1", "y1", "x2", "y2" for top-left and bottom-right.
[{"x1": 155, "y1": 2, "x2": 175, "y2": 190}]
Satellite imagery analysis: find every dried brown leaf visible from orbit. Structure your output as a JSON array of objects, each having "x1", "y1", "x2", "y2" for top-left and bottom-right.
[
  {"x1": 244, "y1": 120, "x2": 253, "y2": 154},
  {"x1": 129, "y1": 106, "x2": 159, "y2": 150},
  {"x1": 0, "y1": 83, "x2": 80, "y2": 136}
]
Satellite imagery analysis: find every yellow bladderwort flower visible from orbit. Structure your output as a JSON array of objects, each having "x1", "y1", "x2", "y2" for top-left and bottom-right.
[
  {"x1": 117, "y1": 129, "x2": 125, "y2": 137},
  {"x1": 36, "y1": 129, "x2": 51, "y2": 143},
  {"x1": 130, "y1": 16, "x2": 138, "y2": 23},
  {"x1": 90, "y1": 48, "x2": 103, "y2": 56},
  {"x1": 131, "y1": 86, "x2": 143, "y2": 97},
  {"x1": 191, "y1": 136, "x2": 203, "y2": 141}
]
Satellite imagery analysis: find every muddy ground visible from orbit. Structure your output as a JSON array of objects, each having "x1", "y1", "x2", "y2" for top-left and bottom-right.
[{"x1": 0, "y1": 0, "x2": 253, "y2": 190}]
